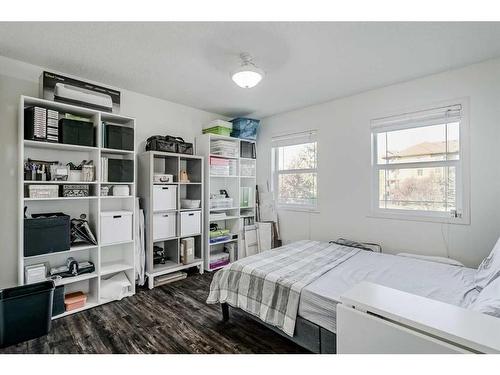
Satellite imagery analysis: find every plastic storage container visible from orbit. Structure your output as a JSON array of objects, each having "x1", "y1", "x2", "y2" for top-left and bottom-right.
[
  {"x1": 180, "y1": 211, "x2": 201, "y2": 236},
  {"x1": 210, "y1": 196, "x2": 234, "y2": 209},
  {"x1": 100, "y1": 211, "x2": 133, "y2": 245},
  {"x1": 202, "y1": 126, "x2": 231, "y2": 136},
  {"x1": 230, "y1": 118, "x2": 260, "y2": 140},
  {"x1": 153, "y1": 185, "x2": 177, "y2": 211},
  {"x1": 210, "y1": 139, "x2": 238, "y2": 158},
  {"x1": 0, "y1": 281, "x2": 55, "y2": 348},
  {"x1": 153, "y1": 212, "x2": 177, "y2": 240}
]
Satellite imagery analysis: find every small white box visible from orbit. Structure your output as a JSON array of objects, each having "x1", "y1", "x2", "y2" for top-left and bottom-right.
[
  {"x1": 25, "y1": 264, "x2": 47, "y2": 284},
  {"x1": 100, "y1": 210, "x2": 133, "y2": 245},
  {"x1": 153, "y1": 174, "x2": 174, "y2": 183},
  {"x1": 153, "y1": 185, "x2": 177, "y2": 211},
  {"x1": 180, "y1": 211, "x2": 201, "y2": 236},
  {"x1": 28, "y1": 185, "x2": 58, "y2": 199},
  {"x1": 153, "y1": 212, "x2": 177, "y2": 240},
  {"x1": 112, "y1": 185, "x2": 130, "y2": 196}
]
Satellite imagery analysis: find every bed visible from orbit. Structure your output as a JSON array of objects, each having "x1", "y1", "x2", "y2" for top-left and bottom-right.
[{"x1": 207, "y1": 240, "x2": 479, "y2": 353}]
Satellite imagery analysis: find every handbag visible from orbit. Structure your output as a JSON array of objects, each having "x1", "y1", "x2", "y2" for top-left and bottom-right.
[
  {"x1": 145, "y1": 135, "x2": 177, "y2": 153},
  {"x1": 175, "y1": 137, "x2": 194, "y2": 155}
]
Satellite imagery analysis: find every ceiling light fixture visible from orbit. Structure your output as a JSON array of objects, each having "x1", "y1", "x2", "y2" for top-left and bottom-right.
[{"x1": 231, "y1": 52, "x2": 264, "y2": 89}]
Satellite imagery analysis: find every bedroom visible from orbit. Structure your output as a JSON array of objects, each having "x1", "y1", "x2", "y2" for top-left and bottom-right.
[{"x1": 1, "y1": 1, "x2": 500, "y2": 371}]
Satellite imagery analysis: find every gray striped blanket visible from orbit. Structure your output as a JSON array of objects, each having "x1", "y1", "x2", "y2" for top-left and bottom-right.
[{"x1": 207, "y1": 240, "x2": 359, "y2": 336}]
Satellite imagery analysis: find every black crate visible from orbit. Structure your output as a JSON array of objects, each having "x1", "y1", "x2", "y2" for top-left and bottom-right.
[
  {"x1": 59, "y1": 118, "x2": 95, "y2": 147},
  {"x1": 104, "y1": 124, "x2": 134, "y2": 151},
  {"x1": 24, "y1": 213, "x2": 71, "y2": 257},
  {"x1": 108, "y1": 159, "x2": 134, "y2": 182},
  {"x1": 0, "y1": 281, "x2": 55, "y2": 348},
  {"x1": 52, "y1": 285, "x2": 65, "y2": 317}
]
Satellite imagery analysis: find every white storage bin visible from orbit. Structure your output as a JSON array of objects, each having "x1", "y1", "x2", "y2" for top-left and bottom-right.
[
  {"x1": 153, "y1": 185, "x2": 177, "y2": 211},
  {"x1": 101, "y1": 211, "x2": 133, "y2": 245},
  {"x1": 28, "y1": 185, "x2": 59, "y2": 199},
  {"x1": 153, "y1": 212, "x2": 177, "y2": 240},
  {"x1": 180, "y1": 211, "x2": 201, "y2": 236}
]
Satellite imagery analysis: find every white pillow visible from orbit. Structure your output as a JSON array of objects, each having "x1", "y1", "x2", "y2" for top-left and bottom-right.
[
  {"x1": 475, "y1": 237, "x2": 500, "y2": 290},
  {"x1": 397, "y1": 253, "x2": 464, "y2": 267},
  {"x1": 469, "y1": 275, "x2": 500, "y2": 318}
]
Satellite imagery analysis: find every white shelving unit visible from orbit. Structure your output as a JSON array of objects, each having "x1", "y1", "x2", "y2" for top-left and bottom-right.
[
  {"x1": 138, "y1": 151, "x2": 204, "y2": 289},
  {"x1": 195, "y1": 133, "x2": 257, "y2": 272},
  {"x1": 18, "y1": 95, "x2": 136, "y2": 319}
]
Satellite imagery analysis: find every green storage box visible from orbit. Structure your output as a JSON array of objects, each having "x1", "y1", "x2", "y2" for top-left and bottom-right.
[{"x1": 202, "y1": 126, "x2": 231, "y2": 136}]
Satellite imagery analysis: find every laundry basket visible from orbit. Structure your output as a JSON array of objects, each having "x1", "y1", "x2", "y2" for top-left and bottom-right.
[{"x1": 0, "y1": 281, "x2": 55, "y2": 348}]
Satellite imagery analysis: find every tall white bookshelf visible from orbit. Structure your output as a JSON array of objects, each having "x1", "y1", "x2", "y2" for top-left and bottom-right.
[
  {"x1": 195, "y1": 134, "x2": 257, "y2": 272},
  {"x1": 138, "y1": 151, "x2": 204, "y2": 289},
  {"x1": 18, "y1": 95, "x2": 136, "y2": 319}
]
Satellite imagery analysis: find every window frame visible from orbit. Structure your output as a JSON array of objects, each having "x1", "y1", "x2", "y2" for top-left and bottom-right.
[
  {"x1": 370, "y1": 99, "x2": 470, "y2": 225},
  {"x1": 271, "y1": 130, "x2": 319, "y2": 212}
]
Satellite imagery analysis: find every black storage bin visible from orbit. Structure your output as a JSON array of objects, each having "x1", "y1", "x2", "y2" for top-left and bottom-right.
[
  {"x1": 104, "y1": 124, "x2": 134, "y2": 151},
  {"x1": 52, "y1": 285, "x2": 65, "y2": 317},
  {"x1": 58, "y1": 118, "x2": 95, "y2": 147},
  {"x1": 108, "y1": 159, "x2": 134, "y2": 182},
  {"x1": 24, "y1": 213, "x2": 70, "y2": 257},
  {"x1": 0, "y1": 281, "x2": 55, "y2": 348},
  {"x1": 240, "y1": 141, "x2": 256, "y2": 159}
]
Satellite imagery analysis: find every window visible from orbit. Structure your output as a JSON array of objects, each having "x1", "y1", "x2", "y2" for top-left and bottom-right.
[
  {"x1": 272, "y1": 130, "x2": 318, "y2": 210},
  {"x1": 371, "y1": 101, "x2": 469, "y2": 223}
]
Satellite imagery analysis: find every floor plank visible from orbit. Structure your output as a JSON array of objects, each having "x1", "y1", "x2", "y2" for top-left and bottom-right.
[{"x1": 0, "y1": 272, "x2": 308, "y2": 354}]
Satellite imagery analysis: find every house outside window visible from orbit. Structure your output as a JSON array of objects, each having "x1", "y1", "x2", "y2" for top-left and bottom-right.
[{"x1": 371, "y1": 100, "x2": 470, "y2": 224}]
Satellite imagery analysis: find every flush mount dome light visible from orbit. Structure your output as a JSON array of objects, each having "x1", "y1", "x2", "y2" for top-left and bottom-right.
[{"x1": 231, "y1": 52, "x2": 264, "y2": 89}]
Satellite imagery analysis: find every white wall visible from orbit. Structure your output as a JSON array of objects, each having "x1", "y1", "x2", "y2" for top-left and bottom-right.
[
  {"x1": 0, "y1": 56, "x2": 222, "y2": 288},
  {"x1": 257, "y1": 58, "x2": 500, "y2": 268}
]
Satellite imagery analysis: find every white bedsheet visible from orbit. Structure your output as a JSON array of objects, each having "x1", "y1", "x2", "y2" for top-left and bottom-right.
[{"x1": 298, "y1": 251, "x2": 478, "y2": 333}]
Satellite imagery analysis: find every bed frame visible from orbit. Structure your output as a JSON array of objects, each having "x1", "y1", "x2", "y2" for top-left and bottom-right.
[{"x1": 221, "y1": 303, "x2": 337, "y2": 354}]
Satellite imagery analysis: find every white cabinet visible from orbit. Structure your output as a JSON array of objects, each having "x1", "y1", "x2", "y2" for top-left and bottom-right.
[
  {"x1": 153, "y1": 212, "x2": 177, "y2": 240},
  {"x1": 153, "y1": 185, "x2": 177, "y2": 211},
  {"x1": 180, "y1": 211, "x2": 201, "y2": 236},
  {"x1": 100, "y1": 211, "x2": 133, "y2": 245}
]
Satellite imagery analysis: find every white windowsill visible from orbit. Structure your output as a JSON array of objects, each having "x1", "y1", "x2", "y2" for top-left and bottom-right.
[
  {"x1": 277, "y1": 206, "x2": 320, "y2": 213},
  {"x1": 368, "y1": 210, "x2": 470, "y2": 225}
]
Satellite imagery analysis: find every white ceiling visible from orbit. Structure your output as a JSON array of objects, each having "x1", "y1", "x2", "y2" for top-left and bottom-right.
[{"x1": 1, "y1": 22, "x2": 500, "y2": 118}]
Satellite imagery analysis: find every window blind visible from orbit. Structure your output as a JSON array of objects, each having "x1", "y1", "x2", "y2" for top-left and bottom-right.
[
  {"x1": 271, "y1": 130, "x2": 317, "y2": 148},
  {"x1": 371, "y1": 104, "x2": 462, "y2": 132}
]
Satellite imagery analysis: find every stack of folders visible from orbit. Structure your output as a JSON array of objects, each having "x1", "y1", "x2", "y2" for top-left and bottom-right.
[
  {"x1": 209, "y1": 229, "x2": 231, "y2": 244},
  {"x1": 210, "y1": 140, "x2": 238, "y2": 158},
  {"x1": 46, "y1": 109, "x2": 59, "y2": 142},
  {"x1": 100, "y1": 157, "x2": 108, "y2": 182},
  {"x1": 210, "y1": 251, "x2": 230, "y2": 269}
]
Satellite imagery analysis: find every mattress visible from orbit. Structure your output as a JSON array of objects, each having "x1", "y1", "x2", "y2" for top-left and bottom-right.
[{"x1": 298, "y1": 251, "x2": 479, "y2": 333}]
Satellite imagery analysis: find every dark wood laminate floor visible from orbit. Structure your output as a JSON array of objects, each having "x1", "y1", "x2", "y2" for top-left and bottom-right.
[{"x1": 0, "y1": 272, "x2": 308, "y2": 354}]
